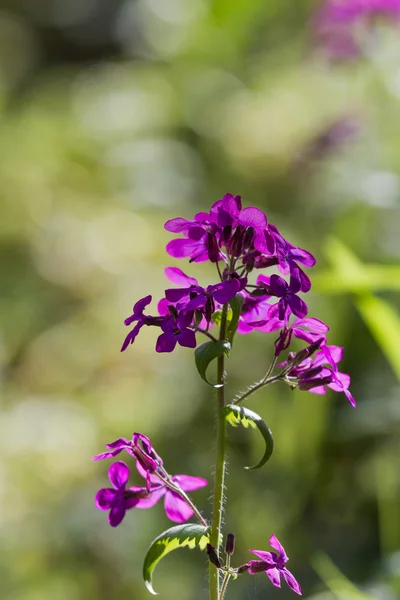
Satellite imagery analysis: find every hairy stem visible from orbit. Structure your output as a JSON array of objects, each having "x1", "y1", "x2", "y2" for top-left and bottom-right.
[{"x1": 209, "y1": 303, "x2": 228, "y2": 600}]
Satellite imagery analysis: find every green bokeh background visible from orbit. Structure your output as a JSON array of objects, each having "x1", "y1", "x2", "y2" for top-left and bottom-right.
[{"x1": 1, "y1": 1, "x2": 399, "y2": 599}]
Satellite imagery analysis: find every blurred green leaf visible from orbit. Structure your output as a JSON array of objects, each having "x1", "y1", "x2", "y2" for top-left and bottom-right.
[{"x1": 312, "y1": 553, "x2": 374, "y2": 600}]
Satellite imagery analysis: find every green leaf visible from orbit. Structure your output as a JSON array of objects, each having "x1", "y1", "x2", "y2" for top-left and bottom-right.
[
  {"x1": 226, "y1": 294, "x2": 244, "y2": 343},
  {"x1": 194, "y1": 340, "x2": 231, "y2": 387},
  {"x1": 224, "y1": 404, "x2": 274, "y2": 470},
  {"x1": 143, "y1": 524, "x2": 210, "y2": 595}
]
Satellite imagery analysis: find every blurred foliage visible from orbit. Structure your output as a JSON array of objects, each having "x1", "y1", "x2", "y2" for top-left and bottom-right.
[{"x1": 0, "y1": 1, "x2": 399, "y2": 600}]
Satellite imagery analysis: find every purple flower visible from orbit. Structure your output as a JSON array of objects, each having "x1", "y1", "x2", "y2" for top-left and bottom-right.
[
  {"x1": 284, "y1": 345, "x2": 356, "y2": 407},
  {"x1": 93, "y1": 433, "x2": 163, "y2": 490},
  {"x1": 136, "y1": 462, "x2": 208, "y2": 523},
  {"x1": 270, "y1": 225, "x2": 316, "y2": 292},
  {"x1": 121, "y1": 296, "x2": 163, "y2": 352},
  {"x1": 165, "y1": 213, "x2": 222, "y2": 263},
  {"x1": 156, "y1": 312, "x2": 197, "y2": 352},
  {"x1": 314, "y1": 0, "x2": 400, "y2": 60},
  {"x1": 269, "y1": 274, "x2": 308, "y2": 321},
  {"x1": 248, "y1": 534, "x2": 302, "y2": 595},
  {"x1": 95, "y1": 461, "x2": 158, "y2": 527}
]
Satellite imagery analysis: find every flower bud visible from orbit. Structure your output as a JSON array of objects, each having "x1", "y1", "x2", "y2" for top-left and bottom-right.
[
  {"x1": 225, "y1": 533, "x2": 235, "y2": 555},
  {"x1": 236, "y1": 563, "x2": 250, "y2": 574},
  {"x1": 206, "y1": 544, "x2": 222, "y2": 569}
]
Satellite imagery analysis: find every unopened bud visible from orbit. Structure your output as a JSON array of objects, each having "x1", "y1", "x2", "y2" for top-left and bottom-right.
[
  {"x1": 225, "y1": 533, "x2": 235, "y2": 555},
  {"x1": 206, "y1": 544, "x2": 222, "y2": 569},
  {"x1": 236, "y1": 563, "x2": 250, "y2": 575}
]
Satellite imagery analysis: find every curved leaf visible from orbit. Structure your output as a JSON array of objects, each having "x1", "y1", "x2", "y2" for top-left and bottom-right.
[
  {"x1": 143, "y1": 523, "x2": 210, "y2": 595},
  {"x1": 194, "y1": 340, "x2": 231, "y2": 387},
  {"x1": 225, "y1": 404, "x2": 274, "y2": 470}
]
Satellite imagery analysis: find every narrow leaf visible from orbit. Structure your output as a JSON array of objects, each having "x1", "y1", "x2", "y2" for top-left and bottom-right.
[
  {"x1": 194, "y1": 340, "x2": 231, "y2": 387},
  {"x1": 225, "y1": 404, "x2": 274, "y2": 470},
  {"x1": 143, "y1": 524, "x2": 210, "y2": 595},
  {"x1": 226, "y1": 294, "x2": 244, "y2": 343}
]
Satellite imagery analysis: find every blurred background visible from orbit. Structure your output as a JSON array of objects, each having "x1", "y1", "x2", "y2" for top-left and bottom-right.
[{"x1": 1, "y1": 1, "x2": 400, "y2": 599}]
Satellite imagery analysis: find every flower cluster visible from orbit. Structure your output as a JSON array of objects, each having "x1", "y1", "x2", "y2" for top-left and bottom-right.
[
  {"x1": 95, "y1": 193, "x2": 356, "y2": 598},
  {"x1": 121, "y1": 193, "x2": 354, "y2": 407},
  {"x1": 94, "y1": 433, "x2": 207, "y2": 526},
  {"x1": 314, "y1": 0, "x2": 400, "y2": 59}
]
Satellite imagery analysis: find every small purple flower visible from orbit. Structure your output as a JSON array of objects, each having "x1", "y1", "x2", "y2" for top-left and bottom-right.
[
  {"x1": 284, "y1": 345, "x2": 356, "y2": 407},
  {"x1": 95, "y1": 461, "x2": 153, "y2": 527},
  {"x1": 93, "y1": 433, "x2": 163, "y2": 490},
  {"x1": 136, "y1": 462, "x2": 208, "y2": 523},
  {"x1": 269, "y1": 274, "x2": 308, "y2": 321},
  {"x1": 156, "y1": 312, "x2": 197, "y2": 352},
  {"x1": 248, "y1": 534, "x2": 302, "y2": 595},
  {"x1": 121, "y1": 296, "x2": 163, "y2": 352}
]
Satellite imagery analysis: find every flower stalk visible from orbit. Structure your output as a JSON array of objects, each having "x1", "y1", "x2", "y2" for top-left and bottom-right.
[{"x1": 209, "y1": 301, "x2": 229, "y2": 600}]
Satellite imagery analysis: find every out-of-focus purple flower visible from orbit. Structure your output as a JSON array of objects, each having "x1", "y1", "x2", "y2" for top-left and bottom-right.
[
  {"x1": 121, "y1": 296, "x2": 164, "y2": 352},
  {"x1": 136, "y1": 462, "x2": 208, "y2": 523},
  {"x1": 95, "y1": 461, "x2": 158, "y2": 527},
  {"x1": 269, "y1": 274, "x2": 308, "y2": 321},
  {"x1": 248, "y1": 534, "x2": 302, "y2": 595},
  {"x1": 314, "y1": 0, "x2": 400, "y2": 60},
  {"x1": 156, "y1": 312, "x2": 197, "y2": 352}
]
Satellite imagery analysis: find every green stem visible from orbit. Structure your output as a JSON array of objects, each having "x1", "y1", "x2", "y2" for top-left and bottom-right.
[
  {"x1": 219, "y1": 572, "x2": 231, "y2": 600},
  {"x1": 209, "y1": 303, "x2": 229, "y2": 600}
]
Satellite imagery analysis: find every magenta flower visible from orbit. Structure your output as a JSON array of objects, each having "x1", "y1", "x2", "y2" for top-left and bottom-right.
[
  {"x1": 248, "y1": 534, "x2": 302, "y2": 595},
  {"x1": 284, "y1": 345, "x2": 356, "y2": 407},
  {"x1": 136, "y1": 462, "x2": 208, "y2": 523},
  {"x1": 314, "y1": 0, "x2": 400, "y2": 60},
  {"x1": 93, "y1": 433, "x2": 163, "y2": 490},
  {"x1": 95, "y1": 461, "x2": 161, "y2": 527}
]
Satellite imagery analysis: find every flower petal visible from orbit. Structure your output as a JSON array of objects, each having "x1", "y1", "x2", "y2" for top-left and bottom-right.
[
  {"x1": 249, "y1": 550, "x2": 277, "y2": 564},
  {"x1": 172, "y1": 474, "x2": 208, "y2": 492},
  {"x1": 156, "y1": 332, "x2": 177, "y2": 353},
  {"x1": 164, "y1": 490, "x2": 194, "y2": 522},
  {"x1": 288, "y1": 295, "x2": 308, "y2": 319},
  {"x1": 282, "y1": 567, "x2": 302, "y2": 595},
  {"x1": 269, "y1": 275, "x2": 288, "y2": 297},
  {"x1": 290, "y1": 247, "x2": 316, "y2": 267},
  {"x1": 166, "y1": 238, "x2": 206, "y2": 259},
  {"x1": 121, "y1": 322, "x2": 144, "y2": 352},
  {"x1": 269, "y1": 534, "x2": 288, "y2": 562},
  {"x1": 132, "y1": 486, "x2": 166, "y2": 509},
  {"x1": 177, "y1": 329, "x2": 197, "y2": 349},
  {"x1": 95, "y1": 488, "x2": 117, "y2": 510},
  {"x1": 108, "y1": 497, "x2": 126, "y2": 527},
  {"x1": 164, "y1": 267, "x2": 198, "y2": 287},
  {"x1": 164, "y1": 217, "x2": 194, "y2": 233},
  {"x1": 211, "y1": 280, "x2": 240, "y2": 304},
  {"x1": 109, "y1": 461, "x2": 130, "y2": 490},
  {"x1": 266, "y1": 567, "x2": 281, "y2": 588},
  {"x1": 239, "y1": 207, "x2": 267, "y2": 230}
]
